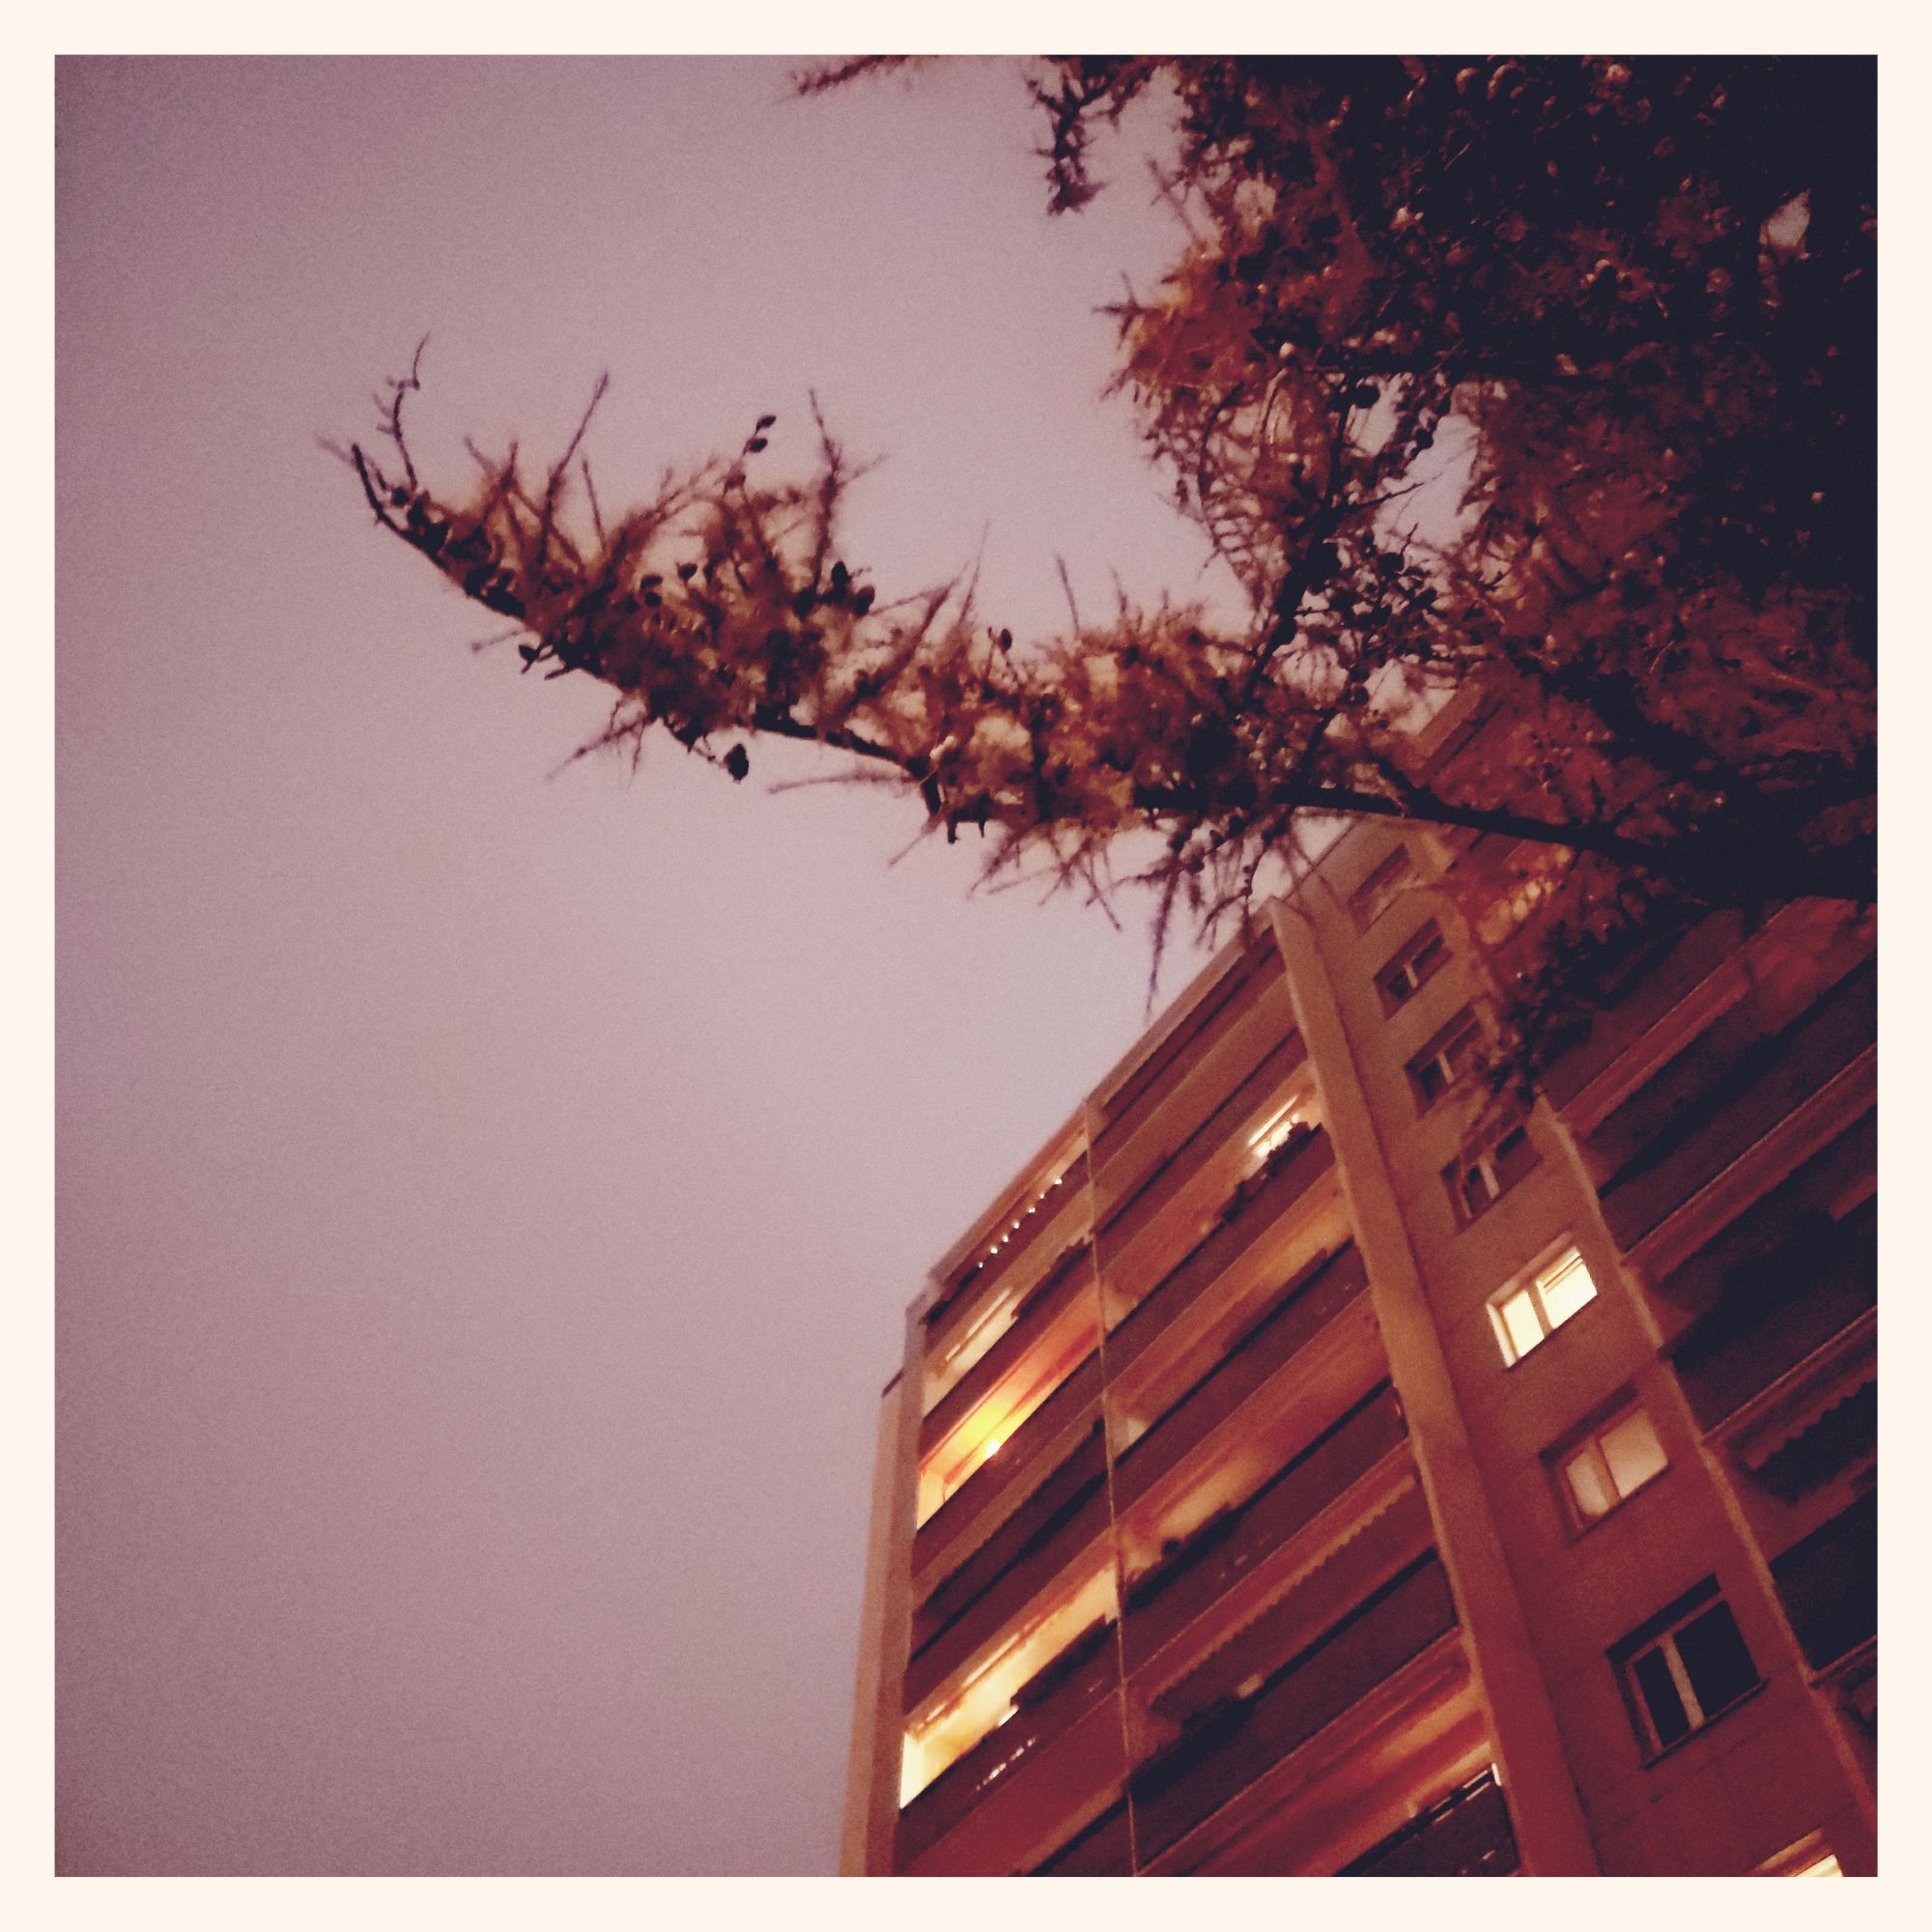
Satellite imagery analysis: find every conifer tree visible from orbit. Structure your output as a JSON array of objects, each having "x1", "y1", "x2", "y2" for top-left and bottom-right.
[{"x1": 351, "y1": 57, "x2": 1875, "y2": 1079}]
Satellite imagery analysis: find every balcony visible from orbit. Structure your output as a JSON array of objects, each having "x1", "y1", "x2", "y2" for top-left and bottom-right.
[
  {"x1": 1596, "y1": 958, "x2": 1875, "y2": 1253},
  {"x1": 1094, "y1": 1029, "x2": 1310, "y2": 1265},
  {"x1": 914, "y1": 1422, "x2": 1106, "y2": 1645},
  {"x1": 914, "y1": 1351, "x2": 1101, "y2": 1577},
  {"x1": 1671, "y1": 1199, "x2": 1875, "y2": 1433},
  {"x1": 895, "y1": 1619, "x2": 1121, "y2": 1870},
  {"x1": 923, "y1": 1152, "x2": 1091, "y2": 1378},
  {"x1": 1341, "y1": 1770, "x2": 1518, "y2": 1876},
  {"x1": 1111, "y1": 1239, "x2": 1371, "y2": 1515},
  {"x1": 1769, "y1": 1490, "x2": 1877, "y2": 1674},
  {"x1": 1032, "y1": 1799, "x2": 1132, "y2": 1875},
  {"x1": 1128, "y1": 1551, "x2": 1459, "y2": 1865},
  {"x1": 1105, "y1": 1131, "x2": 1339, "y2": 1380},
  {"x1": 920, "y1": 1240, "x2": 1094, "y2": 1457},
  {"x1": 905, "y1": 1424, "x2": 1111, "y2": 1711},
  {"x1": 1122, "y1": 1383, "x2": 1406, "y2": 1673},
  {"x1": 1092, "y1": 939, "x2": 1283, "y2": 1173}
]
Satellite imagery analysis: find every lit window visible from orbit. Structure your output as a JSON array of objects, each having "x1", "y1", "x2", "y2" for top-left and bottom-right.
[
  {"x1": 1757, "y1": 1834, "x2": 1846, "y2": 1877},
  {"x1": 1611, "y1": 1579, "x2": 1760, "y2": 1758},
  {"x1": 1406, "y1": 1009, "x2": 1483, "y2": 1111},
  {"x1": 1349, "y1": 846, "x2": 1415, "y2": 932},
  {"x1": 1446, "y1": 1120, "x2": 1539, "y2": 1229},
  {"x1": 1376, "y1": 921, "x2": 1448, "y2": 1013},
  {"x1": 1488, "y1": 1244, "x2": 1596, "y2": 1365},
  {"x1": 1791, "y1": 1854, "x2": 1844, "y2": 1878},
  {"x1": 1247, "y1": 1096, "x2": 1307, "y2": 1168},
  {"x1": 1552, "y1": 1403, "x2": 1667, "y2": 1525}
]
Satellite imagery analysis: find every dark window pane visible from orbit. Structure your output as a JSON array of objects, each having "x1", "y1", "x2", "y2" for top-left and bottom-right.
[
  {"x1": 1631, "y1": 1648, "x2": 1690, "y2": 1747},
  {"x1": 1674, "y1": 1604, "x2": 1759, "y2": 1717}
]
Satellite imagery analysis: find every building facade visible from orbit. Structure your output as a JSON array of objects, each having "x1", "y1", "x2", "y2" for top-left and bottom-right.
[{"x1": 839, "y1": 789, "x2": 1876, "y2": 1876}]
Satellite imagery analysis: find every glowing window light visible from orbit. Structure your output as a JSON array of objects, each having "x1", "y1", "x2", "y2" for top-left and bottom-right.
[
  {"x1": 1249, "y1": 1102, "x2": 1305, "y2": 1167},
  {"x1": 1489, "y1": 1245, "x2": 1598, "y2": 1366},
  {"x1": 980, "y1": 1435, "x2": 1005, "y2": 1462}
]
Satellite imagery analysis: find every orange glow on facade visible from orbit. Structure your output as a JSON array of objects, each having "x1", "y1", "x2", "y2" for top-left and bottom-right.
[{"x1": 844, "y1": 796, "x2": 1875, "y2": 1877}]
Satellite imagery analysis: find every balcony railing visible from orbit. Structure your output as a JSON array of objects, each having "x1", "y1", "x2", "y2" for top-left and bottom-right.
[
  {"x1": 1094, "y1": 1030, "x2": 1309, "y2": 1262},
  {"x1": 1105, "y1": 1131, "x2": 1339, "y2": 1379},
  {"x1": 1127, "y1": 1551, "x2": 1458, "y2": 1866},
  {"x1": 905, "y1": 1425, "x2": 1110, "y2": 1711},
  {"x1": 1093, "y1": 941, "x2": 1280, "y2": 1171},
  {"x1": 920, "y1": 1240, "x2": 1094, "y2": 1456},
  {"x1": 1032, "y1": 1799, "x2": 1133, "y2": 1876},
  {"x1": 895, "y1": 1618, "x2": 1121, "y2": 1869},
  {"x1": 1596, "y1": 959, "x2": 1874, "y2": 1253},
  {"x1": 1341, "y1": 1769, "x2": 1518, "y2": 1877},
  {"x1": 1122, "y1": 1382, "x2": 1405, "y2": 1672},
  {"x1": 1671, "y1": 1200, "x2": 1875, "y2": 1432},
  {"x1": 1769, "y1": 1490, "x2": 1877, "y2": 1673},
  {"x1": 915, "y1": 1352, "x2": 1101, "y2": 1570},
  {"x1": 923, "y1": 1151, "x2": 1091, "y2": 1358},
  {"x1": 1111, "y1": 1240, "x2": 1371, "y2": 1514},
  {"x1": 914, "y1": 1422, "x2": 1108, "y2": 1650}
]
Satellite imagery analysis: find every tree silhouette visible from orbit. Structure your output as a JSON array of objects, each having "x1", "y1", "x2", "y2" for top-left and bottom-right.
[{"x1": 350, "y1": 56, "x2": 1874, "y2": 1078}]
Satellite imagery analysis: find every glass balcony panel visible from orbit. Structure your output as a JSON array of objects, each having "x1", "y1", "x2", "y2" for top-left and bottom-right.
[
  {"x1": 1769, "y1": 1491, "x2": 1877, "y2": 1671},
  {"x1": 1093, "y1": 943, "x2": 1280, "y2": 1168},
  {"x1": 916, "y1": 1426, "x2": 1108, "y2": 1645},
  {"x1": 920, "y1": 1244, "x2": 1093, "y2": 1455},
  {"x1": 1033, "y1": 1799, "x2": 1132, "y2": 1875}
]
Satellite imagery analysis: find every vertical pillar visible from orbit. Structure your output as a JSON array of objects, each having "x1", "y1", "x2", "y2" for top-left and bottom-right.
[
  {"x1": 838, "y1": 1335, "x2": 923, "y2": 1873},
  {"x1": 1268, "y1": 901, "x2": 1601, "y2": 1875}
]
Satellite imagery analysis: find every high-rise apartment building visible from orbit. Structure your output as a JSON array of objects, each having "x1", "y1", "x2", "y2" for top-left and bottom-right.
[{"x1": 839, "y1": 703, "x2": 1875, "y2": 1877}]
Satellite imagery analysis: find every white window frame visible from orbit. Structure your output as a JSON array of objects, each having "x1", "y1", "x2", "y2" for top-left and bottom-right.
[
  {"x1": 1611, "y1": 1580, "x2": 1761, "y2": 1761},
  {"x1": 1446, "y1": 1119, "x2": 1538, "y2": 1231},
  {"x1": 1487, "y1": 1243, "x2": 1597, "y2": 1366},
  {"x1": 1377, "y1": 921, "x2": 1447, "y2": 1011},
  {"x1": 1406, "y1": 1009, "x2": 1482, "y2": 1111},
  {"x1": 1549, "y1": 1399, "x2": 1668, "y2": 1527}
]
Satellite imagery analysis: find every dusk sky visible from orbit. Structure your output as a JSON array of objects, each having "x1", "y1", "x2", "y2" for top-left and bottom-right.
[{"x1": 56, "y1": 56, "x2": 1235, "y2": 1876}]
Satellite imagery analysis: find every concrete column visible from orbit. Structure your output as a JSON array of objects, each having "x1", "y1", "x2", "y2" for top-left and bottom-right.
[
  {"x1": 1268, "y1": 900, "x2": 1601, "y2": 1876},
  {"x1": 838, "y1": 1345, "x2": 922, "y2": 1874}
]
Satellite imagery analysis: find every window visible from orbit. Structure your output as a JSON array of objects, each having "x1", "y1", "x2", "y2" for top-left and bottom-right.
[
  {"x1": 1757, "y1": 1832, "x2": 1846, "y2": 1877},
  {"x1": 1406, "y1": 1009, "x2": 1483, "y2": 1111},
  {"x1": 1550, "y1": 1402, "x2": 1667, "y2": 1525},
  {"x1": 1611, "y1": 1579, "x2": 1761, "y2": 1758},
  {"x1": 1488, "y1": 1244, "x2": 1595, "y2": 1364},
  {"x1": 1377, "y1": 920, "x2": 1448, "y2": 1013},
  {"x1": 1349, "y1": 846, "x2": 1414, "y2": 932},
  {"x1": 1446, "y1": 1119, "x2": 1540, "y2": 1230}
]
